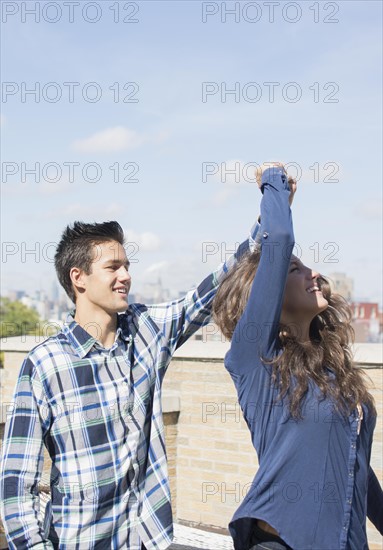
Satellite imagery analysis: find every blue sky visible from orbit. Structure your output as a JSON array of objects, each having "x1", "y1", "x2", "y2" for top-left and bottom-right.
[{"x1": 1, "y1": 0, "x2": 382, "y2": 304}]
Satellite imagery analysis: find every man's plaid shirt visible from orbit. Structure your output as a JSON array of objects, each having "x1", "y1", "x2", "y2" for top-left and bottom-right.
[{"x1": 0, "y1": 223, "x2": 259, "y2": 550}]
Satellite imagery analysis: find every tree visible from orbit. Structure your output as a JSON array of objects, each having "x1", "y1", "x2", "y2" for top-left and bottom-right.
[{"x1": 0, "y1": 297, "x2": 42, "y2": 338}]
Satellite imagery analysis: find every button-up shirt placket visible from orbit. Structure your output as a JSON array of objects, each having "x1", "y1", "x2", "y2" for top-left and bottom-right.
[{"x1": 340, "y1": 410, "x2": 359, "y2": 549}]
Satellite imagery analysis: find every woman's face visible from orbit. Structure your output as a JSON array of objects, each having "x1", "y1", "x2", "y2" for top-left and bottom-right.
[{"x1": 281, "y1": 256, "x2": 329, "y2": 326}]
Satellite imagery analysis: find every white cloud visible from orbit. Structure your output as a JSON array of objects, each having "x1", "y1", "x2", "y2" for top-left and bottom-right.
[
  {"x1": 145, "y1": 261, "x2": 169, "y2": 274},
  {"x1": 124, "y1": 230, "x2": 161, "y2": 252},
  {"x1": 151, "y1": 130, "x2": 170, "y2": 144},
  {"x1": 43, "y1": 202, "x2": 125, "y2": 220},
  {"x1": 73, "y1": 126, "x2": 144, "y2": 153},
  {"x1": 213, "y1": 159, "x2": 258, "y2": 186},
  {"x1": 208, "y1": 158, "x2": 256, "y2": 206},
  {"x1": 2, "y1": 180, "x2": 73, "y2": 198},
  {"x1": 212, "y1": 187, "x2": 238, "y2": 206},
  {"x1": 38, "y1": 180, "x2": 73, "y2": 196},
  {"x1": 355, "y1": 200, "x2": 382, "y2": 221},
  {"x1": 138, "y1": 257, "x2": 201, "y2": 293}
]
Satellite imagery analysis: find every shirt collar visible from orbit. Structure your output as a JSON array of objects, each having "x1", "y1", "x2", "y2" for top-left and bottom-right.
[
  {"x1": 116, "y1": 312, "x2": 133, "y2": 343},
  {"x1": 63, "y1": 310, "x2": 132, "y2": 358},
  {"x1": 62, "y1": 311, "x2": 97, "y2": 358}
]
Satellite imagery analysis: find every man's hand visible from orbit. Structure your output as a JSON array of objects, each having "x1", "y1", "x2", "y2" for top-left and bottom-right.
[{"x1": 255, "y1": 162, "x2": 297, "y2": 207}]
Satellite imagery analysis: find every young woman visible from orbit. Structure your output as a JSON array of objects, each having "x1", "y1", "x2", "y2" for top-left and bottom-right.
[{"x1": 213, "y1": 163, "x2": 383, "y2": 550}]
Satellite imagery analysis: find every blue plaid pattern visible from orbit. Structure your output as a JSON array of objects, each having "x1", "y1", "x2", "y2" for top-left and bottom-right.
[{"x1": 0, "y1": 222, "x2": 260, "y2": 550}]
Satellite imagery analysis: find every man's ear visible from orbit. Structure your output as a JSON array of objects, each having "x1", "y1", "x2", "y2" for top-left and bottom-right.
[{"x1": 70, "y1": 267, "x2": 87, "y2": 295}]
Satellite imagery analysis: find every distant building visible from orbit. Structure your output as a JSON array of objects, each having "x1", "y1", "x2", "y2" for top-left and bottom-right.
[
  {"x1": 20, "y1": 291, "x2": 50, "y2": 321},
  {"x1": 7, "y1": 290, "x2": 26, "y2": 302},
  {"x1": 351, "y1": 302, "x2": 382, "y2": 343},
  {"x1": 142, "y1": 278, "x2": 170, "y2": 304},
  {"x1": 328, "y1": 272, "x2": 354, "y2": 302},
  {"x1": 51, "y1": 282, "x2": 59, "y2": 303}
]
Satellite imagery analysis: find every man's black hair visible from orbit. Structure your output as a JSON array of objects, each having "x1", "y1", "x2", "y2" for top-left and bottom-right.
[{"x1": 54, "y1": 221, "x2": 125, "y2": 303}]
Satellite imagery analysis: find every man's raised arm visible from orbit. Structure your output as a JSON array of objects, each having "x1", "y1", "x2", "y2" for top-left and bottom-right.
[{"x1": 142, "y1": 219, "x2": 261, "y2": 354}]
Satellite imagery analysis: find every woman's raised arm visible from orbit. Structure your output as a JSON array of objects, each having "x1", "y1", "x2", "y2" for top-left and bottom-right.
[{"x1": 225, "y1": 163, "x2": 294, "y2": 374}]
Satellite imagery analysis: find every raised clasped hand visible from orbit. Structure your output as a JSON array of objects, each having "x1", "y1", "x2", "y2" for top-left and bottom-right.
[{"x1": 255, "y1": 162, "x2": 297, "y2": 207}]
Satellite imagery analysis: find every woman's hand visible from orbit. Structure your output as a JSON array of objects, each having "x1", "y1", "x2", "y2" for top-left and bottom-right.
[
  {"x1": 255, "y1": 162, "x2": 297, "y2": 207},
  {"x1": 287, "y1": 175, "x2": 297, "y2": 207}
]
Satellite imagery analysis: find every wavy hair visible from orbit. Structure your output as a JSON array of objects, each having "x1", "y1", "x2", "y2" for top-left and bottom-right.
[{"x1": 213, "y1": 250, "x2": 376, "y2": 419}]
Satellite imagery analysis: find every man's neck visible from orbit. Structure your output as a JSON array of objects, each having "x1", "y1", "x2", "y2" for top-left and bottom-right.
[{"x1": 74, "y1": 307, "x2": 118, "y2": 349}]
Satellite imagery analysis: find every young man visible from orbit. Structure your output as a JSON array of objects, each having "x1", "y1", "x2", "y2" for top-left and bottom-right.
[{"x1": 0, "y1": 218, "x2": 262, "y2": 550}]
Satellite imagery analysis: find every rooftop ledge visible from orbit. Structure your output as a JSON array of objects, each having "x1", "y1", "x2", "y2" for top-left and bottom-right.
[
  {"x1": 175, "y1": 340, "x2": 383, "y2": 367},
  {"x1": 1, "y1": 337, "x2": 382, "y2": 367}
]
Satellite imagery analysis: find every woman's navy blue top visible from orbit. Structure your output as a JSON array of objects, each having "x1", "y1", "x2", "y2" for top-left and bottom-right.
[{"x1": 225, "y1": 167, "x2": 383, "y2": 550}]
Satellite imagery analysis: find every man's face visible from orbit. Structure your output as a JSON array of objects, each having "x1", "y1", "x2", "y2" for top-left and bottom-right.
[{"x1": 76, "y1": 240, "x2": 131, "y2": 315}]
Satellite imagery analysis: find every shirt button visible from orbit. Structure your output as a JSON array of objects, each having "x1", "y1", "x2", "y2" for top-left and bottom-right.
[
  {"x1": 349, "y1": 470, "x2": 354, "y2": 477},
  {"x1": 263, "y1": 232, "x2": 269, "y2": 238},
  {"x1": 351, "y1": 443, "x2": 356, "y2": 449}
]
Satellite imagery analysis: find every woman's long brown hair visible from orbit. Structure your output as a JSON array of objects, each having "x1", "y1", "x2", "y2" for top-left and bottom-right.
[{"x1": 213, "y1": 250, "x2": 376, "y2": 419}]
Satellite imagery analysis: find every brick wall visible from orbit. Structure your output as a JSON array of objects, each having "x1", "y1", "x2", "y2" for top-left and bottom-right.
[
  {"x1": 163, "y1": 356, "x2": 257, "y2": 529},
  {"x1": 0, "y1": 352, "x2": 23, "y2": 425},
  {"x1": 164, "y1": 410, "x2": 180, "y2": 515},
  {"x1": 1, "y1": 343, "x2": 382, "y2": 548}
]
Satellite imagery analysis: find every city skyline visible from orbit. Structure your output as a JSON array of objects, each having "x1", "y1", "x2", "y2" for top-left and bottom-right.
[{"x1": 3, "y1": 267, "x2": 382, "y2": 312}]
